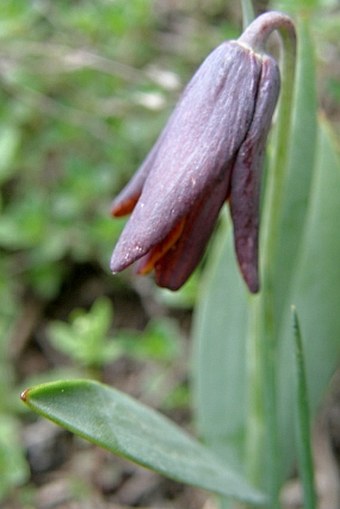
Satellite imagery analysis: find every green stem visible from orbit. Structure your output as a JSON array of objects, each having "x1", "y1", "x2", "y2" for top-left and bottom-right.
[
  {"x1": 244, "y1": 12, "x2": 297, "y2": 509},
  {"x1": 261, "y1": 18, "x2": 297, "y2": 290},
  {"x1": 261, "y1": 24, "x2": 296, "y2": 503}
]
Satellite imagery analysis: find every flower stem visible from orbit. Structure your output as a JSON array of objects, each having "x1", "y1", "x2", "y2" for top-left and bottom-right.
[
  {"x1": 244, "y1": 12, "x2": 297, "y2": 508},
  {"x1": 261, "y1": 15, "x2": 297, "y2": 287}
]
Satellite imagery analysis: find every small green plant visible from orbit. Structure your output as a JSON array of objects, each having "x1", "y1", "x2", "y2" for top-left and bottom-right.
[
  {"x1": 48, "y1": 297, "x2": 181, "y2": 369},
  {"x1": 48, "y1": 298, "x2": 122, "y2": 369},
  {"x1": 0, "y1": 304, "x2": 30, "y2": 499},
  {"x1": 0, "y1": 417, "x2": 29, "y2": 500}
]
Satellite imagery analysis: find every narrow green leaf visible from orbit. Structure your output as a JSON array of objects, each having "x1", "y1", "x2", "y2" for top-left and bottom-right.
[
  {"x1": 291, "y1": 307, "x2": 317, "y2": 509},
  {"x1": 21, "y1": 379, "x2": 266, "y2": 505}
]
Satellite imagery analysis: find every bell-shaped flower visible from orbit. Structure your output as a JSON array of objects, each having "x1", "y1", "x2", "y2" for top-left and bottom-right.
[{"x1": 110, "y1": 15, "x2": 281, "y2": 292}]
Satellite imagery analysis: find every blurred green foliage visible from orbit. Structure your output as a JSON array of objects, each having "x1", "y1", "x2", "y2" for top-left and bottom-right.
[
  {"x1": 0, "y1": 0, "x2": 160, "y2": 304},
  {"x1": 47, "y1": 297, "x2": 181, "y2": 369},
  {"x1": 0, "y1": 417, "x2": 29, "y2": 500}
]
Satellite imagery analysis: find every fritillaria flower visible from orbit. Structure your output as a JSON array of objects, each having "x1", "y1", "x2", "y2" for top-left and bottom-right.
[{"x1": 110, "y1": 13, "x2": 287, "y2": 293}]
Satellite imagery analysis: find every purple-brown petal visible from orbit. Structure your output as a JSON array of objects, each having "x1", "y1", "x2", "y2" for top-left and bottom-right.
[
  {"x1": 154, "y1": 172, "x2": 231, "y2": 290},
  {"x1": 229, "y1": 54, "x2": 280, "y2": 293},
  {"x1": 110, "y1": 41, "x2": 262, "y2": 274}
]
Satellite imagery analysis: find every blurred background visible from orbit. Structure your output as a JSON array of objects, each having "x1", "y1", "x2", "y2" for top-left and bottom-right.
[{"x1": 0, "y1": 0, "x2": 339, "y2": 508}]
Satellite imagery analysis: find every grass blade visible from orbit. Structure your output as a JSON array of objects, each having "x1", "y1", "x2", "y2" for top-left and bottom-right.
[{"x1": 292, "y1": 306, "x2": 317, "y2": 509}]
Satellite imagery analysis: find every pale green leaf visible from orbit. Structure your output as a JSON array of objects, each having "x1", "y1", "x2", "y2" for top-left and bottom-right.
[
  {"x1": 192, "y1": 218, "x2": 249, "y2": 471},
  {"x1": 277, "y1": 119, "x2": 340, "y2": 477}
]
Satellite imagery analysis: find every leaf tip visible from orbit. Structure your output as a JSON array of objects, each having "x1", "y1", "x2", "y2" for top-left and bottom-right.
[
  {"x1": 291, "y1": 304, "x2": 300, "y2": 335},
  {"x1": 20, "y1": 388, "x2": 30, "y2": 403}
]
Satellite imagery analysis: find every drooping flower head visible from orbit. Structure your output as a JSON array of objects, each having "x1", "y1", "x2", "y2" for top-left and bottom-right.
[{"x1": 110, "y1": 12, "x2": 294, "y2": 293}]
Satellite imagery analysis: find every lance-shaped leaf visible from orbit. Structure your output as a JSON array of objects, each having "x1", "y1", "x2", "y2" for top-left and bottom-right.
[{"x1": 21, "y1": 379, "x2": 266, "y2": 505}]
